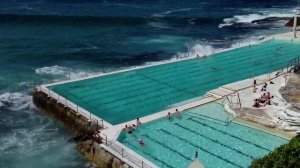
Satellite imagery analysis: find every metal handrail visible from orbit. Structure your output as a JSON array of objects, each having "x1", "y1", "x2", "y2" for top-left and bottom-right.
[
  {"x1": 37, "y1": 86, "x2": 108, "y2": 129},
  {"x1": 287, "y1": 55, "x2": 300, "y2": 72},
  {"x1": 108, "y1": 141, "x2": 153, "y2": 168}
]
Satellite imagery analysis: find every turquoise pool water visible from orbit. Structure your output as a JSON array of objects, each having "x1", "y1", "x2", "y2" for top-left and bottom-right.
[
  {"x1": 118, "y1": 103, "x2": 288, "y2": 168},
  {"x1": 50, "y1": 39, "x2": 300, "y2": 125}
]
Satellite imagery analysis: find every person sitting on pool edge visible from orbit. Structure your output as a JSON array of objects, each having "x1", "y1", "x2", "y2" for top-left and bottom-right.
[
  {"x1": 253, "y1": 99, "x2": 260, "y2": 108},
  {"x1": 167, "y1": 112, "x2": 171, "y2": 120},
  {"x1": 136, "y1": 118, "x2": 142, "y2": 127},
  {"x1": 123, "y1": 125, "x2": 134, "y2": 134},
  {"x1": 253, "y1": 79, "x2": 257, "y2": 93}
]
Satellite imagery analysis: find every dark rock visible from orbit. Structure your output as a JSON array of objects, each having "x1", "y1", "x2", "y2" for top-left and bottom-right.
[
  {"x1": 285, "y1": 16, "x2": 300, "y2": 27},
  {"x1": 251, "y1": 17, "x2": 292, "y2": 25}
]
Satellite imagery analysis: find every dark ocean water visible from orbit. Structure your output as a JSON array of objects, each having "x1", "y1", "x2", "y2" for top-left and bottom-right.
[{"x1": 0, "y1": 0, "x2": 298, "y2": 167}]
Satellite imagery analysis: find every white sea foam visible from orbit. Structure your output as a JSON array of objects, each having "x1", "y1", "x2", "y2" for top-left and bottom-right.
[
  {"x1": 0, "y1": 118, "x2": 65, "y2": 155},
  {"x1": 174, "y1": 35, "x2": 267, "y2": 61},
  {"x1": 172, "y1": 43, "x2": 218, "y2": 61},
  {"x1": 35, "y1": 65, "x2": 100, "y2": 80},
  {"x1": 0, "y1": 92, "x2": 33, "y2": 111},
  {"x1": 219, "y1": 12, "x2": 294, "y2": 28},
  {"x1": 188, "y1": 44, "x2": 216, "y2": 57},
  {"x1": 35, "y1": 65, "x2": 69, "y2": 76}
]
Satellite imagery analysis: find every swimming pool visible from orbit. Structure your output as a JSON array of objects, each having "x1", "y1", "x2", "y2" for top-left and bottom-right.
[
  {"x1": 118, "y1": 103, "x2": 288, "y2": 168},
  {"x1": 49, "y1": 39, "x2": 300, "y2": 125}
]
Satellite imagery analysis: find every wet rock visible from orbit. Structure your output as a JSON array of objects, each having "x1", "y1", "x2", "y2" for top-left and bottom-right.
[{"x1": 112, "y1": 157, "x2": 121, "y2": 168}]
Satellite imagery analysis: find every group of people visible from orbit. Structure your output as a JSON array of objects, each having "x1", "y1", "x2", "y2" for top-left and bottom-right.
[
  {"x1": 253, "y1": 92, "x2": 273, "y2": 108},
  {"x1": 252, "y1": 76, "x2": 277, "y2": 108},
  {"x1": 123, "y1": 118, "x2": 145, "y2": 146},
  {"x1": 123, "y1": 118, "x2": 142, "y2": 134},
  {"x1": 253, "y1": 70, "x2": 281, "y2": 93},
  {"x1": 167, "y1": 109, "x2": 180, "y2": 120}
]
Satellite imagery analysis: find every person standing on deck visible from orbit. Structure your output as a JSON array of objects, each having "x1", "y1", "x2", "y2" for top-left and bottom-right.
[
  {"x1": 175, "y1": 109, "x2": 180, "y2": 117},
  {"x1": 253, "y1": 79, "x2": 257, "y2": 93},
  {"x1": 136, "y1": 118, "x2": 141, "y2": 127}
]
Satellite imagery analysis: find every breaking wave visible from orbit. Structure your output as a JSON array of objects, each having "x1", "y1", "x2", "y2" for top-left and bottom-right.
[
  {"x1": 0, "y1": 92, "x2": 33, "y2": 111},
  {"x1": 174, "y1": 36, "x2": 266, "y2": 61}
]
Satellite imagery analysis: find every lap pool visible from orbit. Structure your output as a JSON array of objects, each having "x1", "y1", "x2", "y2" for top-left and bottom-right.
[
  {"x1": 117, "y1": 103, "x2": 289, "y2": 168},
  {"x1": 49, "y1": 39, "x2": 300, "y2": 125}
]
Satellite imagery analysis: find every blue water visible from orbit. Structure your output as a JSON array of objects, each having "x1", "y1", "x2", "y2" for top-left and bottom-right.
[
  {"x1": 0, "y1": 0, "x2": 297, "y2": 167},
  {"x1": 118, "y1": 103, "x2": 288, "y2": 168}
]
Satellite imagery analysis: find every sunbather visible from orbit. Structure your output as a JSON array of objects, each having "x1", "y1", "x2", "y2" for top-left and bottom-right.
[{"x1": 253, "y1": 99, "x2": 260, "y2": 108}]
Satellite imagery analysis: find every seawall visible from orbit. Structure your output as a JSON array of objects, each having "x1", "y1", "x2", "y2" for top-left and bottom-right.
[{"x1": 32, "y1": 88, "x2": 131, "y2": 168}]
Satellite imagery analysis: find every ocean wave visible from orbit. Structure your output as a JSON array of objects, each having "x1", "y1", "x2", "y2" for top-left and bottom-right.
[
  {"x1": 175, "y1": 43, "x2": 220, "y2": 59},
  {"x1": 173, "y1": 35, "x2": 267, "y2": 60},
  {"x1": 0, "y1": 116, "x2": 68, "y2": 155},
  {"x1": 0, "y1": 92, "x2": 33, "y2": 111},
  {"x1": 188, "y1": 44, "x2": 217, "y2": 57},
  {"x1": 35, "y1": 65, "x2": 100, "y2": 80},
  {"x1": 153, "y1": 8, "x2": 192, "y2": 17},
  {"x1": 219, "y1": 12, "x2": 293, "y2": 28}
]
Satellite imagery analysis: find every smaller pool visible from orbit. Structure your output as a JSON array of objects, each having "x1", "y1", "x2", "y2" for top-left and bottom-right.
[{"x1": 118, "y1": 103, "x2": 288, "y2": 168}]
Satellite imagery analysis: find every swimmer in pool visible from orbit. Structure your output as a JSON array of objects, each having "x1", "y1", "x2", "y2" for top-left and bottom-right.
[{"x1": 138, "y1": 138, "x2": 145, "y2": 146}]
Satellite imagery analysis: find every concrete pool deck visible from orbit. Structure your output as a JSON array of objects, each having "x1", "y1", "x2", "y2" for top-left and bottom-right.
[{"x1": 35, "y1": 31, "x2": 300, "y2": 168}]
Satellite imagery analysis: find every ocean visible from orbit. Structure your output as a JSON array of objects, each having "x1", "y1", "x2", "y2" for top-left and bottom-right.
[{"x1": 0, "y1": 0, "x2": 298, "y2": 167}]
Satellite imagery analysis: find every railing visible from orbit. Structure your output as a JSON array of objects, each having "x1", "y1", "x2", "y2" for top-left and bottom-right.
[
  {"x1": 287, "y1": 56, "x2": 300, "y2": 72},
  {"x1": 37, "y1": 85, "x2": 107, "y2": 129},
  {"x1": 107, "y1": 141, "x2": 153, "y2": 168}
]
